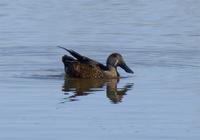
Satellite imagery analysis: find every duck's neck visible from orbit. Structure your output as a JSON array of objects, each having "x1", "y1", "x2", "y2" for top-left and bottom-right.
[
  {"x1": 105, "y1": 64, "x2": 119, "y2": 78},
  {"x1": 107, "y1": 64, "x2": 116, "y2": 70}
]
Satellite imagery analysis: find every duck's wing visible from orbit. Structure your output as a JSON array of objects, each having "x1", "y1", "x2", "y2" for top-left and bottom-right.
[{"x1": 58, "y1": 46, "x2": 108, "y2": 70}]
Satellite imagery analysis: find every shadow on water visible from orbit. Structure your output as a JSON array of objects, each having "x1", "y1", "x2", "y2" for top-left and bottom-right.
[{"x1": 61, "y1": 78, "x2": 133, "y2": 104}]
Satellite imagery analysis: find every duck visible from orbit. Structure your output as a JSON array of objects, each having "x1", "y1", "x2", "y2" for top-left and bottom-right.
[{"x1": 58, "y1": 46, "x2": 133, "y2": 79}]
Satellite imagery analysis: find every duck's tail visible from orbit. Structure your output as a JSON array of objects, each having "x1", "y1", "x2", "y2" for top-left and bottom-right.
[{"x1": 62, "y1": 55, "x2": 76, "y2": 67}]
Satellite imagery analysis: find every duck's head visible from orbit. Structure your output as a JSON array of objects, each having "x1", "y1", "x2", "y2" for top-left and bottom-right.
[{"x1": 106, "y1": 53, "x2": 134, "y2": 74}]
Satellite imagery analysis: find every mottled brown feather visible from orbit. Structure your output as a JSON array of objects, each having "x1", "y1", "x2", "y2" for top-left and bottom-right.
[{"x1": 65, "y1": 62, "x2": 104, "y2": 78}]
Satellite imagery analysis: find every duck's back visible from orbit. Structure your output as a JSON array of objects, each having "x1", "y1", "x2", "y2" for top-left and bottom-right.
[{"x1": 65, "y1": 61, "x2": 104, "y2": 78}]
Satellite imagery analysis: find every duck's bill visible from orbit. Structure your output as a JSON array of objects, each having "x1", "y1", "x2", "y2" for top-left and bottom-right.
[{"x1": 120, "y1": 63, "x2": 134, "y2": 74}]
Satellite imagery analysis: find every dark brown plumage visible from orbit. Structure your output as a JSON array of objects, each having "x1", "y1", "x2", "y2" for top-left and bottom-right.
[{"x1": 59, "y1": 46, "x2": 133, "y2": 79}]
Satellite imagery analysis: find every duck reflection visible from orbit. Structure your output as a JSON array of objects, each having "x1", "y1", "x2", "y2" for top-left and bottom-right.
[
  {"x1": 62, "y1": 78, "x2": 133, "y2": 103},
  {"x1": 106, "y1": 79, "x2": 133, "y2": 103}
]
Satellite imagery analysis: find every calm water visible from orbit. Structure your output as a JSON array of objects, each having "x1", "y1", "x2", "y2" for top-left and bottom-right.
[{"x1": 0, "y1": 0, "x2": 200, "y2": 139}]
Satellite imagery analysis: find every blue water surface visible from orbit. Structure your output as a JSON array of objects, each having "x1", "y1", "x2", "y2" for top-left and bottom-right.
[{"x1": 0, "y1": 0, "x2": 200, "y2": 140}]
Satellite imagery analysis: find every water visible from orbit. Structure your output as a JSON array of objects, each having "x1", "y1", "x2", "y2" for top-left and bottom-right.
[{"x1": 0, "y1": 0, "x2": 200, "y2": 139}]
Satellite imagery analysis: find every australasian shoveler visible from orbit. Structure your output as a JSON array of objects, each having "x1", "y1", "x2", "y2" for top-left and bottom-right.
[{"x1": 59, "y1": 46, "x2": 133, "y2": 79}]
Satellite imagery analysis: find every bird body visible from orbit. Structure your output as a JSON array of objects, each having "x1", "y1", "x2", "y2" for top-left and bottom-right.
[{"x1": 59, "y1": 46, "x2": 133, "y2": 79}]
